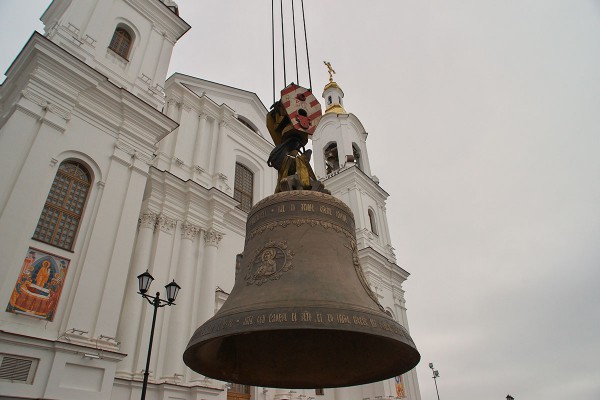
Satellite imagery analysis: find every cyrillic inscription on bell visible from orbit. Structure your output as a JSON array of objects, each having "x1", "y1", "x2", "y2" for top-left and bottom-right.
[{"x1": 183, "y1": 190, "x2": 420, "y2": 388}]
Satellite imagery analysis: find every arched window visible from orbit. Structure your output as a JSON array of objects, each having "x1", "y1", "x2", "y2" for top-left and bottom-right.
[
  {"x1": 352, "y1": 143, "x2": 362, "y2": 170},
  {"x1": 327, "y1": 96, "x2": 332, "y2": 105},
  {"x1": 109, "y1": 27, "x2": 133, "y2": 59},
  {"x1": 324, "y1": 142, "x2": 339, "y2": 174},
  {"x1": 234, "y1": 163, "x2": 254, "y2": 212},
  {"x1": 368, "y1": 208, "x2": 378, "y2": 235},
  {"x1": 33, "y1": 161, "x2": 91, "y2": 250},
  {"x1": 237, "y1": 116, "x2": 258, "y2": 133}
]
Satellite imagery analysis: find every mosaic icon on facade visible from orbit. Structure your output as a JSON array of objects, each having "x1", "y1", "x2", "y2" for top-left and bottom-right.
[{"x1": 7, "y1": 247, "x2": 70, "y2": 321}]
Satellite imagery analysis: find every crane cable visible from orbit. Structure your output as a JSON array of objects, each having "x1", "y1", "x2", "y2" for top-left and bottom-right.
[
  {"x1": 280, "y1": 0, "x2": 287, "y2": 87},
  {"x1": 271, "y1": 0, "x2": 276, "y2": 105},
  {"x1": 291, "y1": 0, "x2": 299, "y2": 84},
  {"x1": 272, "y1": 0, "x2": 314, "y2": 105},
  {"x1": 301, "y1": 0, "x2": 313, "y2": 90}
]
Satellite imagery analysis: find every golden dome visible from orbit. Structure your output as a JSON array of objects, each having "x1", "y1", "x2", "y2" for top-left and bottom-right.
[
  {"x1": 324, "y1": 81, "x2": 340, "y2": 91},
  {"x1": 323, "y1": 80, "x2": 346, "y2": 114},
  {"x1": 325, "y1": 103, "x2": 346, "y2": 114}
]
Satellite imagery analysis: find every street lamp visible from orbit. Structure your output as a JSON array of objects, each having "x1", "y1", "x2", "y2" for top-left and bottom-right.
[
  {"x1": 137, "y1": 270, "x2": 181, "y2": 400},
  {"x1": 429, "y1": 363, "x2": 441, "y2": 400},
  {"x1": 506, "y1": 395, "x2": 514, "y2": 400}
]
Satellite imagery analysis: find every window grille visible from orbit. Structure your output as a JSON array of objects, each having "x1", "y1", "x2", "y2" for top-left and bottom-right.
[
  {"x1": 109, "y1": 27, "x2": 132, "y2": 59},
  {"x1": 0, "y1": 354, "x2": 38, "y2": 384},
  {"x1": 234, "y1": 163, "x2": 254, "y2": 212},
  {"x1": 33, "y1": 161, "x2": 91, "y2": 250}
]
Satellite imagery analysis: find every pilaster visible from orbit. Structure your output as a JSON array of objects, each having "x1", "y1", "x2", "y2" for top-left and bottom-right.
[
  {"x1": 192, "y1": 113, "x2": 209, "y2": 178},
  {"x1": 116, "y1": 211, "x2": 157, "y2": 377},
  {"x1": 94, "y1": 158, "x2": 150, "y2": 338},
  {"x1": 162, "y1": 221, "x2": 201, "y2": 379},
  {"x1": 197, "y1": 229, "x2": 224, "y2": 325},
  {"x1": 132, "y1": 213, "x2": 176, "y2": 377}
]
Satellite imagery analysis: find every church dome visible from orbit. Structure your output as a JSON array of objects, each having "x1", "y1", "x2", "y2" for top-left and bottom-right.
[{"x1": 322, "y1": 62, "x2": 347, "y2": 114}]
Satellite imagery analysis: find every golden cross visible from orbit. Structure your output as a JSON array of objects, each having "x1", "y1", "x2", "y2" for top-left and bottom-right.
[{"x1": 324, "y1": 61, "x2": 336, "y2": 83}]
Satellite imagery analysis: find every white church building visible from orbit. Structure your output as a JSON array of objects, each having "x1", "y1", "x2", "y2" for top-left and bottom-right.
[{"x1": 0, "y1": 1, "x2": 421, "y2": 400}]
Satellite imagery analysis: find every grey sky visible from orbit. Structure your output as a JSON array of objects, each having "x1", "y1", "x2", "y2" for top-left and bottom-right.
[{"x1": 1, "y1": 1, "x2": 599, "y2": 399}]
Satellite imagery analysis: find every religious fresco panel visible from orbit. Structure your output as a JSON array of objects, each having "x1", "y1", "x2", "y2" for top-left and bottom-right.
[
  {"x1": 395, "y1": 375, "x2": 406, "y2": 398},
  {"x1": 6, "y1": 247, "x2": 70, "y2": 321}
]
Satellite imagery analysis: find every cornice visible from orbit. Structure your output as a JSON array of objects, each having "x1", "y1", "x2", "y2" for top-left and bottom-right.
[
  {"x1": 145, "y1": 167, "x2": 245, "y2": 234},
  {"x1": 0, "y1": 330, "x2": 126, "y2": 360},
  {"x1": 170, "y1": 73, "x2": 268, "y2": 114},
  {"x1": 324, "y1": 165, "x2": 389, "y2": 199},
  {"x1": 1, "y1": 34, "x2": 178, "y2": 155},
  {"x1": 115, "y1": 139, "x2": 155, "y2": 166},
  {"x1": 359, "y1": 246, "x2": 410, "y2": 282},
  {"x1": 168, "y1": 81, "x2": 274, "y2": 151},
  {"x1": 314, "y1": 112, "x2": 368, "y2": 143},
  {"x1": 124, "y1": 0, "x2": 191, "y2": 42},
  {"x1": 226, "y1": 118, "x2": 275, "y2": 154}
]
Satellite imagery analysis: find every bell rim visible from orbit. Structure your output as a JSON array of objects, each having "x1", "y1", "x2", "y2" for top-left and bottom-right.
[{"x1": 183, "y1": 327, "x2": 421, "y2": 389}]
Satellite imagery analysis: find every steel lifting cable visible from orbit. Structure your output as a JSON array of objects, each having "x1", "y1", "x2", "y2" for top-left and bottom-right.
[
  {"x1": 272, "y1": 0, "x2": 313, "y2": 98},
  {"x1": 280, "y1": 0, "x2": 287, "y2": 86},
  {"x1": 300, "y1": 0, "x2": 312, "y2": 89},
  {"x1": 271, "y1": 0, "x2": 276, "y2": 104},
  {"x1": 291, "y1": 0, "x2": 299, "y2": 84}
]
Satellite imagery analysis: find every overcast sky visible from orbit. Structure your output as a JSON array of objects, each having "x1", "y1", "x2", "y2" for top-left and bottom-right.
[{"x1": 1, "y1": 1, "x2": 599, "y2": 399}]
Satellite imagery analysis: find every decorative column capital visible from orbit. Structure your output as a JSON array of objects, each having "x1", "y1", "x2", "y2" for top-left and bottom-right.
[
  {"x1": 156, "y1": 214, "x2": 177, "y2": 234},
  {"x1": 139, "y1": 212, "x2": 158, "y2": 229},
  {"x1": 181, "y1": 222, "x2": 201, "y2": 240},
  {"x1": 204, "y1": 229, "x2": 223, "y2": 247}
]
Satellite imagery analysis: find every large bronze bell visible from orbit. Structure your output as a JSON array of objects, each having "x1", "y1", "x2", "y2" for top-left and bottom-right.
[{"x1": 184, "y1": 190, "x2": 420, "y2": 388}]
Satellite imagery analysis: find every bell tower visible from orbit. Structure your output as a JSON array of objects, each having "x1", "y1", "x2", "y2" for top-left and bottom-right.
[
  {"x1": 312, "y1": 63, "x2": 372, "y2": 179},
  {"x1": 40, "y1": 0, "x2": 190, "y2": 109},
  {"x1": 312, "y1": 66, "x2": 422, "y2": 400}
]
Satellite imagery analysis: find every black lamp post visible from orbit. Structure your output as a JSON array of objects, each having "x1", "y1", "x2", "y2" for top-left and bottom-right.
[
  {"x1": 429, "y1": 363, "x2": 441, "y2": 400},
  {"x1": 137, "y1": 270, "x2": 181, "y2": 400}
]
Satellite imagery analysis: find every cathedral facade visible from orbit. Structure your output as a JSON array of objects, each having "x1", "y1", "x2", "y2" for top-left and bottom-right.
[{"x1": 0, "y1": 1, "x2": 420, "y2": 400}]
